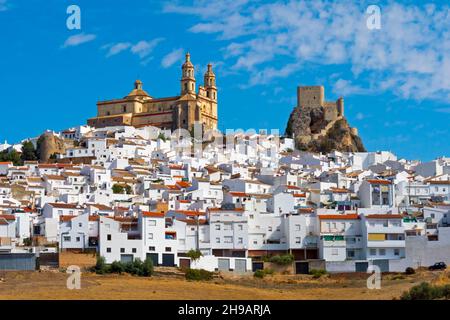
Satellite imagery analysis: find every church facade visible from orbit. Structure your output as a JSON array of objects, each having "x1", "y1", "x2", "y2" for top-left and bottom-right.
[{"x1": 87, "y1": 53, "x2": 218, "y2": 131}]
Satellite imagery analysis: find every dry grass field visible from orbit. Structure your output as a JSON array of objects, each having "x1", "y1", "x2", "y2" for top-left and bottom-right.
[{"x1": 0, "y1": 268, "x2": 448, "y2": 300}]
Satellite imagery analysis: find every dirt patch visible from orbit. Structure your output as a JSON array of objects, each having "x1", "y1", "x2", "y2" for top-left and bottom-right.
[
  {"x1": 0, "y1": 269, "x2": 446, "y2": 300},
  {"x1": 59, "y1": 252, "x2": 97, "y2": 269}
]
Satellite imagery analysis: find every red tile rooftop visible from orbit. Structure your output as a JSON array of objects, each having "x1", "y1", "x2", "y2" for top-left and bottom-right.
[
  {"x1": 366, "y1": 214, "x2": 404, "y2": 219},
  {"x1": 367, "y1": 179, "x2": 392, "y2": 185},
  {"x1": 318, "y1": 214, "x2": 359, "y2": 220}
]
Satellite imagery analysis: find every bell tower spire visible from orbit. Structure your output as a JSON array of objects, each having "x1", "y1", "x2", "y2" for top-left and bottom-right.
[
  {"x1": 181, "y1": 52, "x2": 196, "y2": 95},
  {"x1": 204, "y1": 63, "x2": 217, "y2": 101}
]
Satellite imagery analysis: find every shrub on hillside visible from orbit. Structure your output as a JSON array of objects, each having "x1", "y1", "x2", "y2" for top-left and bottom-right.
[
  {"x1": 405, "y1": 267, "x2": 416, "y2": 275},
  {"x1": 185, "y1": 268, "x2": 213, "y2": 281},
  {"x1": 110, "y1": 261, "x2": 126, "y2": 274},
  {"x1": 93, "y1": 257, "x2": 153, "y2": 277},
  {"x1": 93, "y1": 256, "x2": 110, "y2": 274},
  {"x1": 401, "y1": 282, "x2": 450, "y2": 300},
  {"x1": 186, "y1": 249, "x2": 202, "y2": 261},
  {"x1": 265, "y1": 254, "x2": 294, "y2": 266},
  {"x1": 309, "y1": 269, "x2": 327, "y2": 279},
  {"x1": 254, "y1": 268, "x2": 274, "y2": 279}
]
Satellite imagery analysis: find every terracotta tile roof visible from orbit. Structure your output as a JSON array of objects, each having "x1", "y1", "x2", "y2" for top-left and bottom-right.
[
  {"x1": 229, "y1": 191, "x2": 249, "y2": 197},
  {"x1": 48, "y1": 202, "x2": 81, "y2": 209},
  {"x1": 329, "y1": 187, "x2": 351, "y2": 193},
  {"x1": 60, "y1": 215, "x2": 76, "y2": 222},
  {"x1": 44, "y1": 175, "x2": 66, "y2": 181},
  {"x1": 142, "y1": 211, "x2": 165, "y2": 218},
  {"x1": 427, "y1": 180, "x2": 450, "y2": 185},
  {"x1": 293, "y1": 193, "x2": 307, "y2": 198},
  {"x1": 366, "y1": 214, "x2": 404, "y2": 219},
  {"x1": 318, "y1": 214, "x2": 359, "y2": 220},
  {"x1": 89, "y1": 204, "x2": 113, "y2": 211},
  {"x1": 0, "y1": 214, "x2": 16, "y2": 221},
  {"x1": 367, "y1": 179, "x2": 392, "y2": 185}
]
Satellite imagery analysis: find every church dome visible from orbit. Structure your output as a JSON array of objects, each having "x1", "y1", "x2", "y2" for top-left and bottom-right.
[{"x1": 127, "y1": 79, "x2": 151, "y2": 98}]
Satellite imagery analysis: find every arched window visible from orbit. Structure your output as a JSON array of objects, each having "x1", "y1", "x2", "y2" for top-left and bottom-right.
[
  {"x1": 191, "y1": 83, "x2": 194, "y2": 90},
  {"x1": 184, "y1": 83, "x2": 188, "y2": 91}
]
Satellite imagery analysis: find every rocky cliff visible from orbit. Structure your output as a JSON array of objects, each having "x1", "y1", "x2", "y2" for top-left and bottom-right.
[
  {"x1": 285, "y1": 105, "x2": 365, "y2": 153},
  {"x1": 36, "y1": 132, "x2": 66, "y2": 162}
]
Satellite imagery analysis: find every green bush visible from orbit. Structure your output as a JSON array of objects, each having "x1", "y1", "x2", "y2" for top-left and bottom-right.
[
  {"x1": 401, "y1": 282, "x2": 450, "y2": 300},
  {"x1": 93, "y1": 256, "x2": 110, "y2": 274},
  {"x1": 93, "y1": 256, "x2": 153, "y2": 277},
  {"x1": 266, "y1": 254, "x2": 294, "y2": 266},
  {"x1": 186, "y1": 249, "x2": 202, "y2": 261},
  {"x1": 405, "y1": 267, "x2": 415, "y2": 275},
  {"x1": 309, "y1": 269, "x2": 327, "y2": 279},
  {"x1": 141, "y1": 258, "x2": 154, "y2": 276},
  {"x1": 110, "y1": 261, "x2": 126, "y2": 274},
  {"x1": 185, "y1": 268, "x2": 213, "y2": 281},
  {"x1": 253, "y1": 268, "x2": 274, "y2": 279}
]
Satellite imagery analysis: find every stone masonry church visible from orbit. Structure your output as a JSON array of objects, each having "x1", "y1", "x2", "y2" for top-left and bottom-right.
[{"x1": 88, "y1": 53, "x2": 218, "y2": 131}]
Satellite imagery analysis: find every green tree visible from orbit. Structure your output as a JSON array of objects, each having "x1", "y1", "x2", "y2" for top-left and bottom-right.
[
  {"x1": 21, "y1": 141, "x2": 37, "y2": 162},
  {"x1": 112, "y1": 184, "x2": 124, "y2": 194}
]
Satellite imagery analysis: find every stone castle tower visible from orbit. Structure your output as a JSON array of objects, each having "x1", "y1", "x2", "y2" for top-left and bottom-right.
[
  {"x1": 297, "y1": 86, "x2": 344, "y2": 122},
  {"x1": 88, "y1": 53, "x2": 218, "y2": 131}
]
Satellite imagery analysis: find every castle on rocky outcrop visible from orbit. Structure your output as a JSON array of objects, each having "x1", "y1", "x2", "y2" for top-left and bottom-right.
[{"x1": 286, "y1": 85, "x2": 364, "y2": 153}]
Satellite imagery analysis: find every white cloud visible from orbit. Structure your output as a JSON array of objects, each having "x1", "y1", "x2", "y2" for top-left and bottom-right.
[
  {"x1": 165, "y1": 1, "x2": 450, "y2": 102},
  {"x1": 0, "y1": 0, "x2": 8, "y2": 12},
  {"x1": 102, "y1": 38, "x2": 164, "y2": 60},
  {"x1": 161, "y1": 48, "x2": 184, "y2": 68},
  {"x1": 333, "y1": 79, "x2": 371, "y2": 96},
  {"x1": 105, "y1": 42, "x2": 132, "y2": 57},
  {"x1": 62, "y1": 33, "x2": 96, "y2": 48},
  {"x1": 131, "y1": 39, "x2": 164, "y2": 59},
  {"x1": 355, "y1": 112, "x2": 365, "y2": 120},
  {"x1": 436, "y1": 108, "x2": 450, "y2": 114}
]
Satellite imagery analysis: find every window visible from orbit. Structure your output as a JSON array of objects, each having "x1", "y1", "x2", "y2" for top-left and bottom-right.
[
  {"x1": 148, "y1": 233, "x2": 153, "y2": 240},
  {"x1": 76, "y1": 237, "x2": 80, "y2": 242},
  {"x1": 148, "y1": 220, "x2": 156, "y2": 226},
  {"x1": 238, "y1": 224, "x2": 243, "y2": 231},
  {"x1": 394, "y1": 249, "x2": 400, "y2": 256},
  {"x1": 347, "y1": 250, "x2": 355, "y2": 258},
  {"x1": 370, "y1": 249, "x2": 376, "y2": 256},
  {"x1": 106, "y1": 248, "x2": 111, "y2": 253},
  {"x1": 216, "y1": 237, "x2": 220, "y2": 243},
  {"x1": 107, "y1": 234, "x2": 112, "y2": 241},
  {"x1": 268, "y1": 226, "x2": 272, "y2": 232},
  {"x1": 379, "y1": 249, "x2": 386, "y2": 256},
  {"x1": 295, "y1": 224, "x2": 301, "y2": 231},
  {"x1": 165, "y1": 247, "x2": 171, "y2": 252},
  {"x1": 224, "y1": 236, "x2": 232, "y2": 243},
  {"x1": 215, "y1": 224, "x2": 221, "y2": 230},
  {"x1": 295, "y1": 237, "x2": 301, "y2": 244},
  {"x1": 63, "y1": 236, "x2": 71, "y2": 242},
  {"x1": 120, "y1": 248, "x2": 125, "y2": 253},
  {"x1": 132, "y1": 248, "x2": 137, "y2": 253},
  {"x1": 238, "y1": 237, "x2": 243, "y2": 244},
  {"x1": 253, "y1": 240, "x2": 258, "y2": 245},
  {"x1": 331, "y1": 248, "x2": 338, "y2": 255},
  {"x1": 149, "y1": 246, "x2": 155, "y2": 251}
]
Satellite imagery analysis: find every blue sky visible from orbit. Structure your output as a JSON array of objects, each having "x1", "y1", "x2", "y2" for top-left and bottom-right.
[{"x1": 0, "y1": 0, "x2": 449, "y2": 161}]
